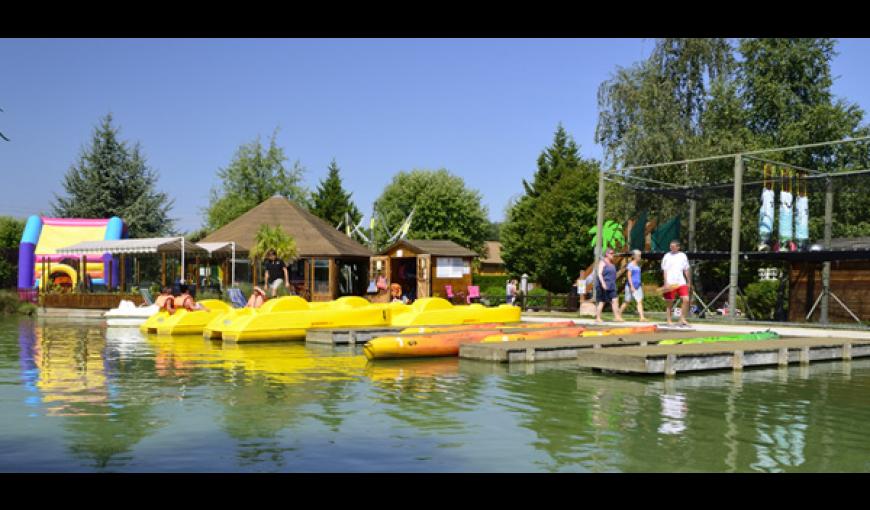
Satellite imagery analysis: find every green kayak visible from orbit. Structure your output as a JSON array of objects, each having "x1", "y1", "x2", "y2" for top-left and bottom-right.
[{"x1": 659, "y1": 331, "x2": 780, "y2": 345}]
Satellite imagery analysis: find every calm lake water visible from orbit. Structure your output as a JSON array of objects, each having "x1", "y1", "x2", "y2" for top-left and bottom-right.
[{"x1": 1, "y1": 317, "x2": 869, "y2": 472}]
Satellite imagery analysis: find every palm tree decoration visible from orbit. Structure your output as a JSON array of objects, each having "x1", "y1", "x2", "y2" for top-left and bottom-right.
[
  {"x1": 250, "y1": 224, "x2": 298, "y2": 262},
  {"x1": 588, "y1": 220, "x2": 626, "y2": 251}
]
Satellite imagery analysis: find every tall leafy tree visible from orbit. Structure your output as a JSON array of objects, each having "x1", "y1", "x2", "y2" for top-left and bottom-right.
[
  {"x1": 310, "y1": 159, "x2": 362, "y2": 228},
  {"x1": 372, "y1": 169, "x2": 488, "y2": 254},
  {"x1": 52, "y1": 114, "x2": 174, "y2": 237},
  {"x1": 502, "y1": 125, "x2": 600, "y2": 290},
  {"x1": 206, "y1": 132, "x2": 308, "y2": 230}
]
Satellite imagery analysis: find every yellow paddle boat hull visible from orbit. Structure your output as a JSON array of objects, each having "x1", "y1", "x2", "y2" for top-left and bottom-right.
[
  {"x1": 208, "y1": 296, "x2": 406, "y2": 343},
  {"x1": 139, "y1": 299, "x2": 232, "y2": 336},
  {"x1": 388, "y1": 297, "x2": 520, "y2": 327}
]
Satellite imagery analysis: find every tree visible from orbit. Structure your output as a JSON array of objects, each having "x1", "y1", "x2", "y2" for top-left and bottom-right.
[
  {"x1": 309, "y1": 159, "x2": 362, "y2": 228},
  {"x1": 249, "y1": 224, "x2": 297, "y2": 263},
  {"x1": 206, "y1": 132, "x2": 308, "y2": 230},
  {"x1": 52, "y1": 114, "x2": 174, "y2": 237},
  {"x1": 594, "y1": 38, "x2": 870, "y2": 290},
  {"x1": 0, "y1": 216, "x2": 24, "y2": 248},
  {"x1": 502, "y1": 125, "x2": 601, "y2": 291},
  {"x1": 484, "y1": 220, "x2": 501, "y2": 241},
  {"x1": 372, "y1": 169, "x2": 489, "y2": 254}
]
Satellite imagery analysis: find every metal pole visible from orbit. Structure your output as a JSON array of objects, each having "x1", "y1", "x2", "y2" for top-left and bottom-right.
[
  {"x1": 180, "y1": 237, "x2": 185, "y2": 284},
  {"x1": 728, "y1": 155, "x2": 744, "y2": 315},
  {"x1": 594, "y1": 167, "x2": 606, "y2": 301},
  {"x1": 231, "y1": 242, "x2": 236, "y2": 287},
  {"x1": 820, "y1": 178, "x2": 833, "y2": 324}
]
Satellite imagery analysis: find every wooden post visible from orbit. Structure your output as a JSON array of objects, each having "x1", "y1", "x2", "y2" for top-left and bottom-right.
[
  {"x1": 107, "y1": 259, "x2": 113, "y2": 290},
  {"x1": 727, "y1": 155, "x2": 744, "y2": 316},
  {"x1": 136, "y1": 257, "x2": 140, "y2": 288},
  {"x1": 120, "y1": 254, "x2": 126, "y2": 293},
  {"x1": 161, "y1": 253, "x2": 166, "y2": 287},
  {"x1": 594, "y1": 166, "x2": 606, "y2": 302},
  {"x1": 82, "y1": 256, "x2": 88, "y2": 292},
  {"x1": 820, "y1": 178, "x2": 833, "y2": 324}
]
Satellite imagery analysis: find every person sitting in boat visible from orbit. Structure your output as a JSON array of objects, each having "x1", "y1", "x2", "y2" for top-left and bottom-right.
[
  {"x1": 174, "y1": 284, "x2": 209, "y2": 312},
  {"x1": 155, "y1": 287, "x2": 176, "y2": 314},
  {"x1": 246, "y1": 286, "x2": 267, "y2": 309},
  {"x1": 390, "y1": 283, "x2": 409, "y2": 304}
]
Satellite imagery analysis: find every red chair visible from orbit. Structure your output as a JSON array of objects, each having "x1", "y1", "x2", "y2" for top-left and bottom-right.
[{"x1": 466, "y1": 285, "x2": 481, "y2": 304}]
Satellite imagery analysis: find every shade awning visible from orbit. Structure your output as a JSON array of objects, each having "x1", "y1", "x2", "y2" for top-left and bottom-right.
[
  {"x1": 196, "y1": 241, "x2": 247, "y2": 255},
  {"x1": 56, "y1": 237, "x2": 209, "y2": 255}
]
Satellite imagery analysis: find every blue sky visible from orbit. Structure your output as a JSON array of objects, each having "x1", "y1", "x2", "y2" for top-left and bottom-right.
[{"x1": 1, "y1": 38, "x2": 869, "y2": 233}]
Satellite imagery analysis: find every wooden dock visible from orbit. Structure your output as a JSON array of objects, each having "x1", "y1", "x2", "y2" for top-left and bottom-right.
[
  {"x1": 305, "y1": 327, "x2": 403, "y2": 345},
  {"x1": 575, "y1": 337, "x2": 870, "y2": 376},
  {"x1": 458, "y1": 330, "x2": 729, "y2": 363}
]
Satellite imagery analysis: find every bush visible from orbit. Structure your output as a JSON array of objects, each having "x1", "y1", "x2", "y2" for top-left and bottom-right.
[
  {"x1": 0, "y1": 290, "x2": 37, "y2": 315},
  {"x1": 473, "y1": 274, "x2": 509, "y2": 290},
  {"x1": 621, "y1": 293, "x2": 667, "y2": 313},
  {"x1": 741, "y1": 280, "x2": 782, "y2": 320}
]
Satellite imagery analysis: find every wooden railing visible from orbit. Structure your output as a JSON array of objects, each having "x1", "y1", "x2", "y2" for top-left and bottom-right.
[{"x1": 40, "y1": 293, "x2": 145, "y2": 309}]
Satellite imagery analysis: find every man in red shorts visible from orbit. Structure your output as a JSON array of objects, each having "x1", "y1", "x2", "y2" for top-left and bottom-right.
[{"x1": 661, "y1": 240, "x2": 691, "y2": 327}]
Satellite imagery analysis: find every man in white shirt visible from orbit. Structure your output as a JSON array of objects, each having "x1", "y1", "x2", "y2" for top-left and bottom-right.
[{"x1": 661, "y1": 240, "x2": 691, "y2": 327}]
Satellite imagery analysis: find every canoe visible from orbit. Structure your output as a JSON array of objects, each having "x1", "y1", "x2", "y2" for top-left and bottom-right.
[
  {"x1": 388, "y1": 297, "x2": 521, "y2": 327},
  {"x1": 104, "y1": 300, "x2": 160, "y2": 327},
  {"x1": 398, "y1": 320, "x2": 576, "y2": 335},
  {"x1": 208, "y1": 296, "x2": 404, "y2": 343},
  {"x1": 658, "y1": 331, "x2": 779, "y2": 345},
  {"x1": 364, "y1": 322, "x2": 584, "y2": 360},
  {"x1": 480, "y1": 324, "x2": 657, "y2": 343},
  {"x1": 139, "y1": 299, "x2": 232, "y2": 335}
]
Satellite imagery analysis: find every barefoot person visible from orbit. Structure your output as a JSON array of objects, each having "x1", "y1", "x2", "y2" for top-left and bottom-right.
[
  {"x1": 174, "y1": 284, "x2": 210, "y2": 312},
  {"x1": 595, "y1": 248, "x2": 624, "y2": 323},
  {"x1": 619, "y1": 249, "x2": 646, "y2": 321},
  {"x1": 246, "y1": 286, "x2": 267, "y2": 309},
  {"x1": 661, "y1": 240, "x2": 691, "y2": 327},
  {"x1": 263, "y1": 249, "x2": 290, "y2": 298}
]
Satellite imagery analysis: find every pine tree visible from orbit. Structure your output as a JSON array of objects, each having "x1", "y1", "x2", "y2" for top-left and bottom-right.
[
  {"x1": 310, "y1": 159, "x2": 362, "y2": 228},
  {"x1": 52, "y1": 114, "x2": 174, "y2": 237}
]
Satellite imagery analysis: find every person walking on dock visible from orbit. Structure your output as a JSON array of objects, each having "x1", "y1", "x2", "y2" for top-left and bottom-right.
[
  {"x1": 661, "y1": 240, "x2": 691, "y2": 327},
  {"x1": 620, "y1": 249, "x2": 646, "y2": 321},
  {"x1": 595, "y1": 248, "x2": 624, "y2": 323}
]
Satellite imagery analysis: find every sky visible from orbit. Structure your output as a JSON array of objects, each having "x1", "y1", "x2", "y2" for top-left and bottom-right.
[{"x1": 1, "y1": 38, "x2": 869, "y2": 233}]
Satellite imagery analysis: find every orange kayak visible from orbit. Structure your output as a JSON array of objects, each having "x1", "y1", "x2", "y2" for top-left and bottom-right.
[
  {"x1": 365, "y1": 323, "x2": 585, "y2": 360},
  {"x1": 481, "y1": 324, "x2": 657, "y2": 343},
  {"x1": 399, "y1": 321, "x2": 576, "y2": 335}
]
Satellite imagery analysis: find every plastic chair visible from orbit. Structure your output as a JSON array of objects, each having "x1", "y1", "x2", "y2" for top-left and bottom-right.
[
  {"x1": 444, "y1": 285, "x2": 455, "y2": 303},
  {"x1": 466, "y1": 285, "x2": 480, "y2": 304},
  {"x1": 139, "y1": 288, "x2": 154, "y2": 306},
  {"x1": 227, "y1": 288, "x2": 247, "y2": 309}
]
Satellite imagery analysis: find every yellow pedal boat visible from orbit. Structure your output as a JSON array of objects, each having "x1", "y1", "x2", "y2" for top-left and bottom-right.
[
  {"x1": 207, "y1": 295, "x2": 404, "y2": 343},
  {"x1": 139, "y1": 299, "x2": 232, "y2": 336},
  {"x1": 388, "y1": 297, "x2": 521, "y2": 327}
]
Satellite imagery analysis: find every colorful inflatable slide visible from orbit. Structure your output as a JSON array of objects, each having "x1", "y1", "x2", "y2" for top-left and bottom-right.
[{"x1": 18, "y1": 216, "x2": 126, "y2": 290}]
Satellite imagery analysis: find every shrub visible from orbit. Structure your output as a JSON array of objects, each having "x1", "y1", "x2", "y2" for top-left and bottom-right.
[
  {"x1": 0, "y1": 290, "x2": 37, "y2": 315},
  {"x1": 473, "y1": 274, "x2": 509, "y2": 290},
  {"x1": 621, "y1": 293, "x2": 667, "y2": 313},
  {"x1": 741, "y1": 280, "x2": 782, "y2": 320}
]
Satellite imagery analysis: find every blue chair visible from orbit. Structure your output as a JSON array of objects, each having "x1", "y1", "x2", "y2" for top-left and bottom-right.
[
  {"x1": 139, "y1": 288, "x2": 155, "y2": 306},
  {"x1": 227, "y1": 288, "x2": 247, "y2": 309}
]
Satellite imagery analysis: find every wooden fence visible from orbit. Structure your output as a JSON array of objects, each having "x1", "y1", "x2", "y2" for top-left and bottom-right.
[{"x1": 40, "y1": 293, "x2": 145, "y2": 309}]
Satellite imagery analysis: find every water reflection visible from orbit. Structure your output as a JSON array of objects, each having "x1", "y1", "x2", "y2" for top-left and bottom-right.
[
  {"x1": 8, "y1": 317, "x2": 870, "y2": 472},
  {"x1": 18, "y1": 321, "x2": 162, "y2": 469}
]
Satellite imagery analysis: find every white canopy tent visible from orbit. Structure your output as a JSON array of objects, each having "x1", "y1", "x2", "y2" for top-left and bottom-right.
[{"x1": 56, "y1": 237, "x2": 220, "y2": 288}]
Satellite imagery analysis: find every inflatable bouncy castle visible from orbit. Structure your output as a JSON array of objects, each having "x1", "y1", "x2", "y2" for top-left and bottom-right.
[{"x1": 18, "y1": 216, "x2": 126, "y2": 291}]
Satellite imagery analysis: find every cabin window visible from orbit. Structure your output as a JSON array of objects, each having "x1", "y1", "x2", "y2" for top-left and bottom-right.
[{"x1": 313, "y1": 259, "x2": 330, "y2": 294}]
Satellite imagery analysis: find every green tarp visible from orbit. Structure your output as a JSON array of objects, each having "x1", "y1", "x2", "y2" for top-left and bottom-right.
[
  {"x1": 629, "y1": 211, "x2": 648, "y2": 252},
  {"x1": 651, "y1": 215, "x2": 681, "y2": 252}
]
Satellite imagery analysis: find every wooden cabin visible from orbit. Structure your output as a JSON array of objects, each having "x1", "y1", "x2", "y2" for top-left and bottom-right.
[
  {"x1": 200, "y1": 196, "x2": 372, "y2": 301},
  {"x1": 477, "y1": 241, "x2": 506, "y2": 276},
  {"x1": 789, "y1": 237, "x2": 870, "y2": 322},
  {"x1": 370, "y1": 239, "x2": 477, "y2": 303}
]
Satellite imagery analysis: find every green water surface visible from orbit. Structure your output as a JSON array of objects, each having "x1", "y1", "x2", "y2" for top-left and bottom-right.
[{"x1": 1, "y1": 317, "x2": 868, "y2": 472}]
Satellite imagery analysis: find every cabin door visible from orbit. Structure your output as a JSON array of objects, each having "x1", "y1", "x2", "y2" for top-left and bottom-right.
[
  {"x1": 369, "y1": 256, "x2": 391, "y2": 303},
  {"x1": 416, "y1": 254, "x2": 431, "y2": 299}
]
